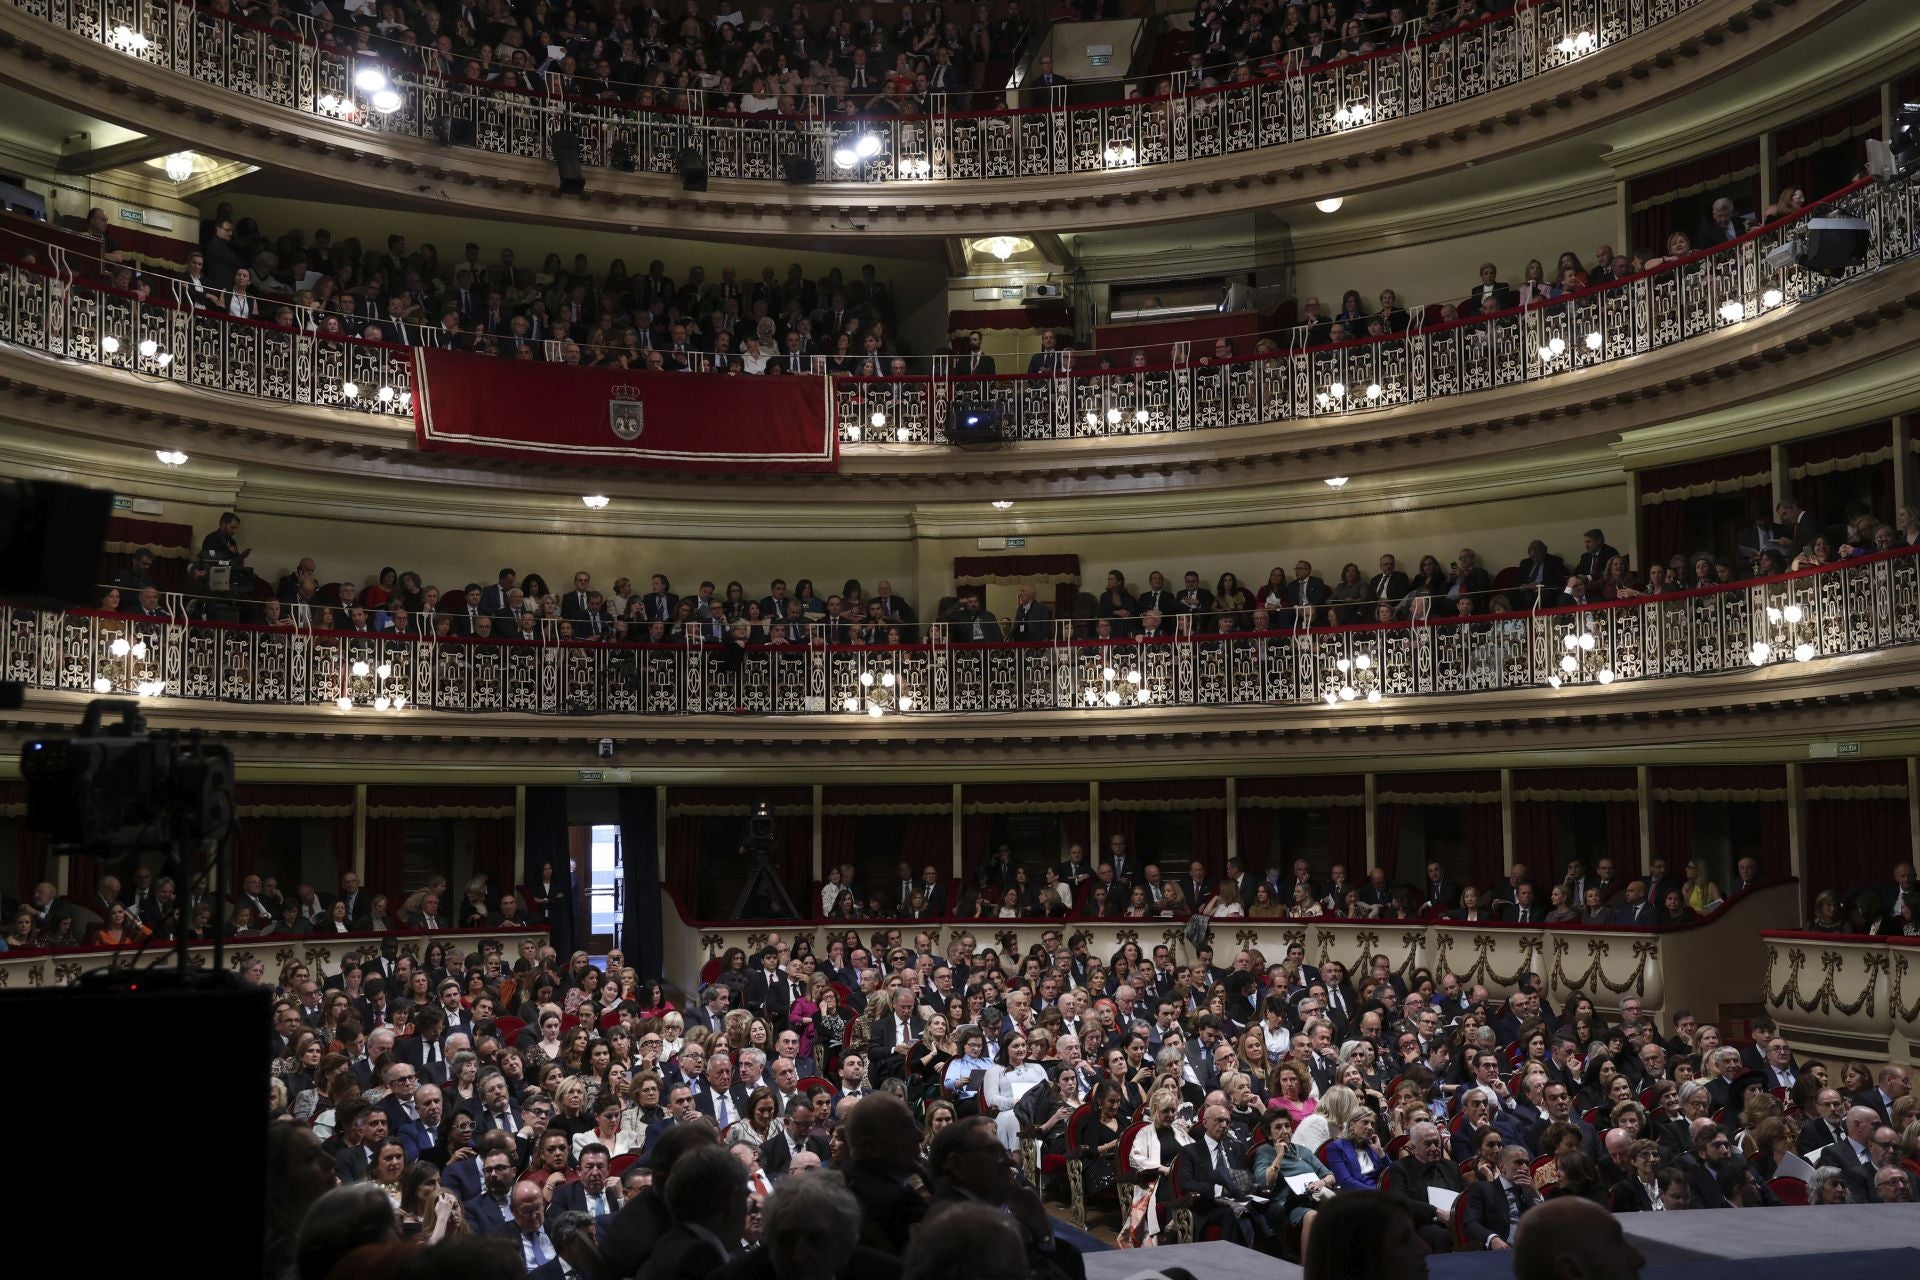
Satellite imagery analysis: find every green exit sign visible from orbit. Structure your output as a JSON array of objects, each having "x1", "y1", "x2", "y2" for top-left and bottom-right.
[{"x1": 1005, "y1": 537, "x2": 1026, "y2": 548}]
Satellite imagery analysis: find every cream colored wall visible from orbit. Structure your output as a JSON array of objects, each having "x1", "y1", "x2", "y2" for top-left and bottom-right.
[
  {"x1": 1292, "y1": 202, "x2": 1620, "y2": 315},
  {"x1": 229, "y1": 510, "x2": 921, "y2": 600}
]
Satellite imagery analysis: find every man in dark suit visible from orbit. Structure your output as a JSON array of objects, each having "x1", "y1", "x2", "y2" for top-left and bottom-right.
[
  {"x1": 1502, "y1": 883, "x2": 1542, "y2": 926},
  {"x1": 1818, "y1": 1108, "x2": 1882, "y2": 1201},
  {"x1": 946, "y1": 591, "x2": 1002, "y2": 642},
  {"x1": 1026, "y1": 329, "x2": 1067, "y2": 373},
  {"x1": 550, "y1": 1144, "x2": 623, "y2": 1219},
  {"x1": 744, "y1": 951, "x2": 801, "y2": 1025},
  {"x1": 394, "y1": 1008, "x2": 450, "y2": 1085},
  {"x1": 1008, "y1": 584, "x2": 1054, "y2": 640},
  {"x1": 1515, "y1": 541, "x2": 1569, "y2": 601},
  {"x1": 559, "y1": 570, "x2": 597, "y2": 621},
  {"x1": 1421, "y1": 861, "x2": 1460, "y2": 911},
  {"x1": 639, "y1": 574, "x2": 679, "y2": 625},
  {"x1": 1358, "y1": 868, "x2": 1395, "y2": 910},
  {"x1": 926, "y1": 1116, "x2": 1087, "y2": 1280},
  {"x1": 1026, "y1": 53, "x2": 1070, "y2": 97},
  {"x1": 478, "y1": 568, "x2": 518, "y2": 616},
  {"x1": 1178, "y1": 858, "x2": 1215, "y2": 914},
  {"x1": 1367, "y1": 554, "x2": 1412, "y2": 608},
  {"x1": 867, "y1": 988, "x2": 926, "y2": 1084},
  {"x1": 1694, "y1": 197, "x2": 1743, "y2": 249},
  {"x1": 1572, "y1": 530, "x2": 1620, "y2": 580},
  {"x1": 1851, "y1": 1064, "x2": 1911, "y2": 1125},
  {"x1": 1173, "y1": 1103, "x2": 1259, "y2": 1247},
  {"x1": 1280, "y1": 560, "x2": 1329, "y2": 623},
  {"x1": 1224, "y1": 856, "x2": 1259, "y2": 914},
  {"x1": 1797, "y1": 1088, "x2": 1849, "y2": 1154},
  {"x1": 956, "y1": 329, "x2": 996, "y2": 375},
  {"x1": 1385, "y1": 1122, "x2": 1467, "y2": 1251},
  {"x1": 1134, "y1": 571, "x2": 1180, "y2": 620},
  {"x1": 471, "y1": 1069, "x2": 524, "y2": 1135},
  {"x1": 759, "y1": 1100, "x2": 830, "y2": 1181},
  {"x1": 331, "y1": 1102, "x2": 386, "y2": 1184},
  {"x1": 840, "y1": 1094, "x2": 930, "y2": 1255},
  {"x1": 1463, "y1": 1146, "x2": 1540, "y2": 1249},
  {"x1": 693, "y1": 1052, "x2": 752, "y2": 1132},
  {"x1": 462, "y1": 1146, "x2": 522, "y2": 1236},
  {"x1": 872, "y1": 580, "x2": 915, "y2": 627},
  {"x1": 602, "y1": 1127, "x2": 711, "y2": 1280}
]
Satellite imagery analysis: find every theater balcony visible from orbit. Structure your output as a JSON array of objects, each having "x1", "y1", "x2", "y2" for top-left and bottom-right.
[
  {"x1": 3, "y1": 172, "x2": 1920, "y2": 490},
  {"x1": 0, "y1": 0, "x2": 1880, "y2": 236},
  {"x1": 1763, "y1": 931, "x2": 1920, "y2": 1068}
]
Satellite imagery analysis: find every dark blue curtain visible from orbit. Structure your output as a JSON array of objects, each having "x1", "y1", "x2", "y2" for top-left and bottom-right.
[
  {"x1": 619, "y1": 787, "x2": 663, "y2": 981},
  {"x1": 524, "y1": 786, "x2": 575, "y2": 959}
]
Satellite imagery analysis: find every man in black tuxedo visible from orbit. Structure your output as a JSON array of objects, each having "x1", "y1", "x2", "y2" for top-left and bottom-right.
[
  {"x1": 1573, "y1": 529, "x2": 1620, "y2": 580},
  {"x1": 1463, "y1": 1146, "x2": 1540, "y2": 1249},
  {"x1": 1057, "y1": 846, "x2": 1092, "y2": 888},
  {"x1": 1614, "y1": 881, "x2": 1656, "y2": 927},
  {"x1": 744, "y1": 951, "x2": 800, "y2": 1024},
  {"x1": 1008, "y1": 584, "x2": 1054, "y2": 640},
  {"x1": 840, "y1": 1094, "x2": 929, "y2": 1256},
  {"x1": 1026, "y1": 328, "x2": 1066, "y2": 373},
  {"x1": 1367, "y1": 554, "x2": 1411, "y2": 608},
  {"x1": 867, "y1": 988, "x2": 926, "y2": 1083},
  {"x1": 1178, "y1": 858, "x2": 1215, "y2": 914},
  {"x1": 1421, "y1": 861, "x2": 1460, "y2": 911},
  {"x1": 888, "y1": 861, "x2": 919, "y2": 913},
  {"x1": 395, "y1": 1008, "x2": 451, "y2": 1085},
  {"x1": 916, "y1": 866, "x2": 949, "y2": 916},
  {"x1": 1797, "y1": 1088, "x2": 1850, "y2": 1154},
  {"x1": 1173, "y1": 1103, "x2": 1259, "y2": 1247},
  {"x1": 1224, "y1": 856, "x2": 1259, "y2": 913},
  {"x1": 947, "y1": 591, "x2": 1002, "y2": 642},
  {"x1": 758, "y1": 1099, "x2": 830, "y2": 1181},
  {"x1": 1134, "y1": 571, "x2": 1180, "y2": 620},
  {"x1": 1386, "y1": 1122, "x2": 1467, "y2": 1251},
  {"x1": 1817, "y1": 1107, "x2": 1882, "y2": 1200},
  {"x1": 1026, "y1": 53, "x2": 1070, "y2": 96}
]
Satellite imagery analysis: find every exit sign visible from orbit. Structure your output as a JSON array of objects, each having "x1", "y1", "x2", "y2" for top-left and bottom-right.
[{"x1": 1005, "y1": 537, "x2": 1026, "y2": 548}]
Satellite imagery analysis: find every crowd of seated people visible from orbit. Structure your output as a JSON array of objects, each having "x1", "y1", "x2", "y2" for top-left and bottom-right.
[
  {"x1": 193, "y1": 0, "x2": 1500, "y2": 135},
  {"x1": 260, "y1": 878, "x2": 1920, "y2": 1278},
  {"x1": 0, "y1": 863, "x2": 554, "y2": 954},
  {"x1": 837, "y1": 839, "x2": 1775, "y2": 927},
  {"x1": 51, "y1": 183, "x2": 1827, "y2": 382},
  {"x1": 85, "y1": 496, "x2": 1914, "y2": 646}
]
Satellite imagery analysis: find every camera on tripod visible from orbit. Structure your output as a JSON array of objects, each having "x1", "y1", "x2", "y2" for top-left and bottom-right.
[
  {"x1": 21, "y1": 700, "x2": 234, "y2": 859},
  {"x1": 732, "y1": 800, "x2": 798, "y2": 919}
]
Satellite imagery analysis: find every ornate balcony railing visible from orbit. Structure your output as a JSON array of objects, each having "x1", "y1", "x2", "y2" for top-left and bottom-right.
[
  {"x1": 13, "y1": 0, "x2": 1708, "y2": 188},
  {"x1": 2, "y1": 176, "x2": 1913, "y2": 444},
  {"x1": 7, "y1": 550, "x2": 1916, "y2": 720}
]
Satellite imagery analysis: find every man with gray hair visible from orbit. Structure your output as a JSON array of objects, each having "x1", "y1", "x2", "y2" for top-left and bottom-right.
[
  {"x1": 1383, "y1": 1119, "x2": 1464, "y2": 1251},
  {"x1": 1696, "y1": 196, "x2": 1742, "y2": 247}
]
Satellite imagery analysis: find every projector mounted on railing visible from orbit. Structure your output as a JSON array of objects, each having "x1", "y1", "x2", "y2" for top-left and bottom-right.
[{"x1": 1024, "y1": 282, "x2": 1065, "y2": 303}]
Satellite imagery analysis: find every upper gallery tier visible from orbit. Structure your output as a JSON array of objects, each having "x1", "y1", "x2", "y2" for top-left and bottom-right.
[{"x1": 0, "y1": 0, "x2": 1863, "y2": 235}]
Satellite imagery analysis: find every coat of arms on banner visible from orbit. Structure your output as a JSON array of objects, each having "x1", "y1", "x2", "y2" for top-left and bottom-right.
[{"x1": 609, "y1": 386, "x2": 645, "y2": 440}]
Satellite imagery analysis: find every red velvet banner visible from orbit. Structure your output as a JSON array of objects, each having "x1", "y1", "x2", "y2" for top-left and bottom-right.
[{"x1": 411, "y1": 348, "x2": 838, "y2": 473}]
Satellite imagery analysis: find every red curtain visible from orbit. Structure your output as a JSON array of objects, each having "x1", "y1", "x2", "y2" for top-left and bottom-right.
[
  {"x1": 1512, "y1": 801, "x2": 1557, "y2": 882},
  {"x1": 1330, "y1": 807, "x2": 1365, "y2": 865},
  {"x1": 665, "y1": 816, "x2": 699, "y2": 911},
  {"x1": 1636, "y1": 448, "x2": 1773, "y2": 570},
  {"x1": 1803, "y1": 761, "x2": 1910, "y2": 903},
  {"x1": 1627, "y1": 140, "x2": 1760, "y2": 252},
  {"x1": 472, "y1": 817, "x2": 515, "y2": 895},
  {"x1": 1105, "y1": 779, "x2": 1228, "y2": 878},
  {"x1": 1607, "y1": 802, "x2": 1643, "y2": 875},
  {"x1": 1373, "y1": 805, "x2": 1403, "y2": 881},
  {"x1": 1771, "y1": 92, "x2": 1882, "y2": 198},
  {"x1": 1376, "y1": 772, "x2": 1501, "y2": 881},
  {"x1": 232, "y1": 819, "x2": 268, "y2": 882},
  {"x1": 365, "y1": 818, "x2": 407, "y2": 903},
  {"x1": 1787, "y1": 421, "x2": 1895, "y2": 519},
  {"x1": 904, "y1": 815, "x2": 953, "y2": 907},
  {"x1": 1238, "y1": 804, "x2": 1277, "y2": 872},
  {"x1": 1466, "y1": 803, "x2": 1504, "y2": 891}
]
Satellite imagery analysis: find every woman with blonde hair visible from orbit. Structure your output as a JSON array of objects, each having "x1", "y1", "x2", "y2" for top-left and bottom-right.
[
  {"x1": 1122, "y1": 1088, "x2": 1189, "y2": 1245},
  {"x1": 1294, "y1": 1083, "x2": 1356, "y2": 1152}
]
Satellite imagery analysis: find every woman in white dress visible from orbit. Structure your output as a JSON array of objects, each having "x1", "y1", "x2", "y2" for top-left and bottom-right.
[
  {"x1": 1123, "y1": 1088, "x2": 1190, "y2": 1245},
  {"x1": 820, "y1": 867, "x2": 849, "y2": 917},
  {"x1": 984, "y1": 1032, "x2": 1050, "y2": 1150}
]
